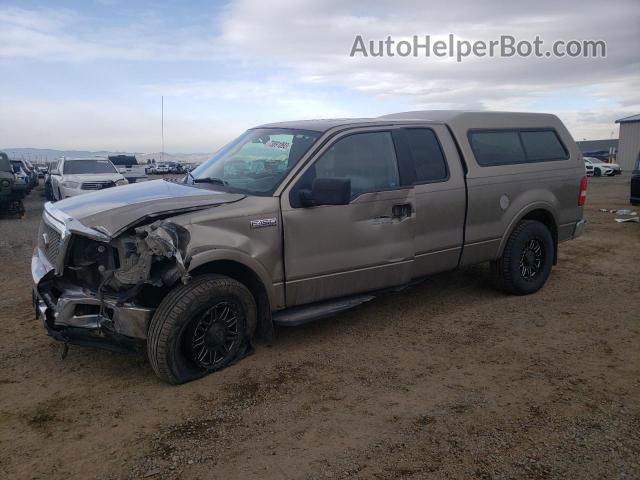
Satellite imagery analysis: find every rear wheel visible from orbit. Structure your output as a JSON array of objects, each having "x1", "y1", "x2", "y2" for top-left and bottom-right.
[
  {"x1": 491, "y1": 220, "x2": 554, "y2": 295},
  {"x1": 147, "y1": 274, "x2": 256, "y2": 384}
]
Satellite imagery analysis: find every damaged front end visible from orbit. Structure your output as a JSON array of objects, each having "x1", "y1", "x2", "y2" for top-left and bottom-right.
[{"x1": 32, "y1": 203, "x2": 191, "y2": 352}]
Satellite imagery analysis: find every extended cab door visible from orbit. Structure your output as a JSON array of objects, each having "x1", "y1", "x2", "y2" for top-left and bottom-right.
[
  {"x1": 281, "y1": 128, "x2": 415, "y2": 307},
  {"x1": 392, "y1": 125, "x2": 467, "y2": 276}
]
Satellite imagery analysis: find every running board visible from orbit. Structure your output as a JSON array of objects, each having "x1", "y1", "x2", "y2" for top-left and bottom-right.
[{"x1": 272, "y1": 294, "x2": 376, "y2": 327}]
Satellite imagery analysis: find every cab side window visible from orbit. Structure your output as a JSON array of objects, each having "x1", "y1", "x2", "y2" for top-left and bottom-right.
[{"x1": 293, "y1": 131, "x2": 400, "y2": 203}]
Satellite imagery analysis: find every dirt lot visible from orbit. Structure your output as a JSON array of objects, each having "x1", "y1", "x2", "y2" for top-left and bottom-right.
[{"x1": 1, "y1": 176, "x2": 638, "y2": 480}]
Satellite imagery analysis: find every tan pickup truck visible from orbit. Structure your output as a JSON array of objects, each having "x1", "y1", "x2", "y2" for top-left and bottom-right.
[{"x1": 32, "y1": 111, "x2": 587, "y2": 383}]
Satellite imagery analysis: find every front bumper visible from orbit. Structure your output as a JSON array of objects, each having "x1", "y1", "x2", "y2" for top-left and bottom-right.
[
  {"x1": 59, "y1": 187, "x2": 87, "y2": 199},
  {"x1": 32, "y1": 241, "x2": 154, "y2": 352}
]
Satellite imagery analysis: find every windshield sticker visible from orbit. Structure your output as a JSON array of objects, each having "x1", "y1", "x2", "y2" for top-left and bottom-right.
[{"x1": 266, "y1": 140, "x2": 290, "y2": 150}]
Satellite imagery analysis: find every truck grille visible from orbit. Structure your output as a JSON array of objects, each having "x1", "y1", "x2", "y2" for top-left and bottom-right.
[
  {"x1": 81, "y1": 181, "x2": 115, "y2": 190},
  {"x1": 42, "y1": 222, "x2": 63, "y2": 265}
]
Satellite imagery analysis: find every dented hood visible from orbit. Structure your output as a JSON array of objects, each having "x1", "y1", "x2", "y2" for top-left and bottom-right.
[{"x1": 51, "y1": 179, "x2": 245, "y2": 237}]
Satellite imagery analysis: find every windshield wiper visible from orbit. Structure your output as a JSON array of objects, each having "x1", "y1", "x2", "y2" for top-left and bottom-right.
[{"x1": 193, "y1": 177, "x2": 228, "y2": 186}]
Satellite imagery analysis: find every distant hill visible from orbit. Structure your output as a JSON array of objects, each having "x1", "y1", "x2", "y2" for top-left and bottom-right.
[{"x1": 1, "y1": 148, "x2": 211, "y2": 165}]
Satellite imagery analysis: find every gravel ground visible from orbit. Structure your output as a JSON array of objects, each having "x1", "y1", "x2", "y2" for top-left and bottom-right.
[{"x1": 0, "y1": 175, "x2": 638, "y2": 480}]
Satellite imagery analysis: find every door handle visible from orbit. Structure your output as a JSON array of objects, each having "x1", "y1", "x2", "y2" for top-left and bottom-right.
[{"x1": 392, "y1": 203, "x2": 412, "y2": 219}]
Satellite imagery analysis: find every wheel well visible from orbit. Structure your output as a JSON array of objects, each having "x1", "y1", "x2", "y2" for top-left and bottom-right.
[
  {"x1": 189, "y1": 260, "x2": 273, "y2": 339},
  {"x1": 521, "y1": 209, "x2": 558, "y2": 264}
]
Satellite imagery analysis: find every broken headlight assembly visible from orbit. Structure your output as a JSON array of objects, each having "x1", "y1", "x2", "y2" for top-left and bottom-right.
[{"x1": 66, "y1": 220, "x2": 191, "y2": 297}]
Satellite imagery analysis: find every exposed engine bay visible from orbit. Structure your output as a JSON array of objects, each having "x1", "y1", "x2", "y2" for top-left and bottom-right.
[{"x1": 67, "y1": 220, "x2": 191, "y2": 297}]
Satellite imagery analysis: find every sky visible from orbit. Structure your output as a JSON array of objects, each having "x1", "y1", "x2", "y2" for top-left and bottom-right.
[{"x1": 1, "y1": 0, "x2": 639, "y2": 153}]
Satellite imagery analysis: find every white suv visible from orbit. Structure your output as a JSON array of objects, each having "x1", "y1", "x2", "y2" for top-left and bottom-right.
[{"x1": 51, "y1": 157, "x2": 128, "y2": 201}]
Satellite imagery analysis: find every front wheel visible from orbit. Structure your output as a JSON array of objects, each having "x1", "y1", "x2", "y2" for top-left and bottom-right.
[
  {"x1": 147, "y1": 274, "x2": 256, "y2": 384},
  {"x1": 594, "y1": 168, "x2": 601, "y2": 177},
  {"x1": 491, "y1": 220, "x2": 554, "y2": 295}
]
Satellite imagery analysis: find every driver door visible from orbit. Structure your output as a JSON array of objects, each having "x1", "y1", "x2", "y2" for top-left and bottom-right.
[{"x1": 281, "y1": 128, "x2": 415, "y2": 306}]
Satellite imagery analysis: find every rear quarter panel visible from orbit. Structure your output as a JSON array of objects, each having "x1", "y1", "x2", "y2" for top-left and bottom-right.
[{"x1": 449, "y1": 113, "x2": 584, "y2": 265}]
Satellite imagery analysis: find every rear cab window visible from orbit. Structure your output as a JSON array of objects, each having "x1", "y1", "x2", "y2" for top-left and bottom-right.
[
  {"x1": 402, "y1": 128, "x2": 449, "y2": 183},
  {"x1": 468, "y1": 129, "x2": 568, "y2": 166}
]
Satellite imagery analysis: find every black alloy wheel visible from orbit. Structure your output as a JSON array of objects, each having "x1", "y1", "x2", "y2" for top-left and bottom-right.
[
  {"x1": 187, "y1": 300, "x2": 241, "y2": 369},
  {"x1": 519, "y1": 238, "x2": 544, "y2": 281}
]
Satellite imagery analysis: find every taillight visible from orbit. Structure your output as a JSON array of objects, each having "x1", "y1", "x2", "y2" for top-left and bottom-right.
[{"x1": 578, "y1": 176, "x2": 588, "y2": 206}]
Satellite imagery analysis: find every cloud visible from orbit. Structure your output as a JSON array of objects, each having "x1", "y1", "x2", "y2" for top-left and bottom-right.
[
  {"x1": 215, "y1": 0, "x2": 640, "y2": 138},
  {"x1": 0, "y1": 96, "x2": 241, "y2": 152},
  {"x1": 1, "y1": 0, "x2": 639, "y2": 148},
  {"x1": 140, "y1": 78, "x2": 354, "y2": 119},
  {"x1": 0, "y1": 6, "x2": 224, "y2": 62}
]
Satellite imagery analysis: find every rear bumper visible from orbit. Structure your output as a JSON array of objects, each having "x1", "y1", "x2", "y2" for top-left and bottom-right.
[
  {"x1": 631, "y1": 175, "x2": 640, "y2": 205},
  {"x1": 572, "y1": 219, "x2": 587, "y2": 239},
  {"x1": 32, "y1": 247, "x2": 154, "y2": 351}
]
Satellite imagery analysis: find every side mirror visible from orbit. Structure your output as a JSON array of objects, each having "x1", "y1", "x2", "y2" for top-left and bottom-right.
[{"x1": 300, "y1": 177, "x2": 351, "y2": 207}]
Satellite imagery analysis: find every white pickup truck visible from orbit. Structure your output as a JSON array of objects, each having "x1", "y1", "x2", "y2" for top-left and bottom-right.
[{"x1": 108, "y1": 155, "x2": 147, "y2": 183}]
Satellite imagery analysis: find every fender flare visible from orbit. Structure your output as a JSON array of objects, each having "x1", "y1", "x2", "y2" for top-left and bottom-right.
[{"x1": 496, "y1": 202, "x2": 559, "y2": 259}]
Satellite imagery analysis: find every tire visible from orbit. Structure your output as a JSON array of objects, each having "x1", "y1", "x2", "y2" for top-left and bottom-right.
[
  {"x1": 594, "y1": 168, "x2": 601, "y2": 177},
  {"x1": 491, "y1": 220, "x2": 554, "y2": 295},
  {"x1": 147, "y1": 274, "x2": 256, "y2": 384},
  {"x1": 44, "y1": 183, "x2": 52, "y2": 201}
]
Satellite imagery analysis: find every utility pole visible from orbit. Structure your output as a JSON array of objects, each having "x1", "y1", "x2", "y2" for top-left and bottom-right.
[{"x1": 161, "y1": 96, "x2": 164, "y2": 163}]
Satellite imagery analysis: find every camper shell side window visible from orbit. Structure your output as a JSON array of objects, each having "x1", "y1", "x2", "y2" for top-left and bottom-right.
[{"x1": 468, "y1": 128, "x2": 569, "y2": 166}]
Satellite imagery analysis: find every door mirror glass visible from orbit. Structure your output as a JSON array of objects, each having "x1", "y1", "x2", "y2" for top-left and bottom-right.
[{"x1": 300, "y1": 177, "x2": 351, "y2": 206}]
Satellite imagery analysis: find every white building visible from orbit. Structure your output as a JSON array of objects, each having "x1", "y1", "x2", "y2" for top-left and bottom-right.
[{"x1": 615, "y1": 114, "x2": 640, "y2": 171}]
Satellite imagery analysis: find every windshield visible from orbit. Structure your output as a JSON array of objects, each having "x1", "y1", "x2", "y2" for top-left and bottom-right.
[
  {"x1": 109, "y1": 155, "x2": 137, "y2": 166},
  {"x1": 10, "y1": 161, "x2": 26, "y2": 174},
  {"x1": 63, "y1": 159, "x2": 117, "y2": 174},
  {"x1": 189, "y1": 128, "x2": 320, "y2": 195}
]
